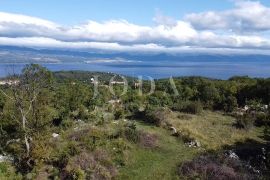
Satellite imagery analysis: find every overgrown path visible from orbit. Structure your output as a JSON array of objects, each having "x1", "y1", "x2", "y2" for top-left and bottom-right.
[{"x1": 118, "y1": 121, "x2": 199, "y2": 180}]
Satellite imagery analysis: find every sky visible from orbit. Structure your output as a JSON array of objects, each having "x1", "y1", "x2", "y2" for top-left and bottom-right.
[{"x1": 1, "y1": 0, "x2": 270, "y2": 54}]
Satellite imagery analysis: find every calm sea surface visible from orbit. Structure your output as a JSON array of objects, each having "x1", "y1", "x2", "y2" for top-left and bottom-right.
[{"x1": 0, "y1": 60, "x2": 270, "y2": 79}]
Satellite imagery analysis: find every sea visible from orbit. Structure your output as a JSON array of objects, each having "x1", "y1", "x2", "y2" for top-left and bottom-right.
[{"x1": 0, "y1": 60, "x2": 270, "y2": 79}]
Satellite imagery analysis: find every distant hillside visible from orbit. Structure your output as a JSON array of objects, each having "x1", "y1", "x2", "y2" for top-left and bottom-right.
[
  {"x1": 1, "y1": 45, "x2": 270, "y2": 64},
  {"x1": 53, "y1": 71, "x2": 137, "y2": 84}
]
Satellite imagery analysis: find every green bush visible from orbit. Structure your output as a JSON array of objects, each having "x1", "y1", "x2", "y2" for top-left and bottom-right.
[
  {"x1": 143, "y1": 107, "x2": 171, "y2": 126},
  {"x1": 125, "y1": 102, "x2": 140, "y2": 116},
  {"x1": 114, "y1": 108, "x2": 125, "y2": 120},
  {"x1": 123, "y1": 122, "x2": 139, "y2": 143},
  {"x1": 113, "y1": 121, "x2": 139, "y2": 143}
]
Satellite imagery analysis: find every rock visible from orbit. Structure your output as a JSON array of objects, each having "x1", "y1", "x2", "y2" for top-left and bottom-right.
[
  {"x1": 187, "y1": 141, "x2": 196, "y2": 147},
  {"x1": 76, "y1": 119, "x2": 84, "y2": 124},
  {"x1": 0, "y1": 155, "x2": 6, "y2": 162},
  {"x1": 0, "y1": 154, "x2": 13, "y2": 162},
  {"x1": 52, "y1": 133, "x2": 59, "y2": 138},
  {"x1": 186, "y1": 140, "x2": 201, "y2": 148},
  {"x1": 170, "y1": 127, "x2": 177, "y2": 135},
  {"x1": 244, "y1": 105, "x2": 249, "y2": 111},
  {"x1": 227, "y1": 150, "x2": 239, "y2": 160},
  {"x1": 195, "y1": 140, "x2": 201, "y2": 147}
]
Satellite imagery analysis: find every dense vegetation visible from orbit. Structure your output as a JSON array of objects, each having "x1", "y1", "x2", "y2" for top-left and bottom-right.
[{"x1": 0, "y1": 64, "x2": 269, "y2": 179}]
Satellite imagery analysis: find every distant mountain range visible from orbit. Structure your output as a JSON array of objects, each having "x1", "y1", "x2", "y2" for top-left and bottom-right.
[{"x1": 0, "y1": 45, "x2": 270, "y2": 64}]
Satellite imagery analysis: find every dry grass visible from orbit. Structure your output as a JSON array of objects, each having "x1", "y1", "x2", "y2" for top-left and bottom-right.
[{"x1": 167, "y1": 111, "x2": 264, "y2": 150}]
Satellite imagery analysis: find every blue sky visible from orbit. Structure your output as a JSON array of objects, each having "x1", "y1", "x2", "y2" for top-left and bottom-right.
[
  {"x1": 1, "y1": 0, "x2": 270, "y2": 54},
  {"x1": 0, "y1": 0, "x2": 254, "y2": 25}
]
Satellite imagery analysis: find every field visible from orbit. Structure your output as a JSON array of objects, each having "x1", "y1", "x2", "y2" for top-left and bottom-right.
[
  {"x1": 117, "y1": 111, "x2": 265, "y2": 179},
  {"x1": 166, "y1": 111, "x2": 264, "y2": 150}
]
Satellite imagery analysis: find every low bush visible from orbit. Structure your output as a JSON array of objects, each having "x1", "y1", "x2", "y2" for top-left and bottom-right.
[
  {"x1": 138, "y1": 131, "x2": 159, "y2": 149},
  {"x1": 172, "y1": 101, "x2": 203, "y2": 114},
  {"x1": 125, "y1": 102, "x2": 140, "y2": 115},
  {"x1": 63, "y1": 150, "x2": 117, "y2": 180},
  {"x1": 178, "y1": 154, "x2": 258, "y2": 180},
  {"x1": 113, "y1": 121, "x2": 139, "y2": 143},
  {"x1": 236, "y1": 114, "x2": 255, "y2": 130},
  {"x1": 123, "y1": 122, "x2": 139, "y2": 143},
  {"x1": 143, "y1": 107, "x2": 171, "y2": 126},
  {"x1": 114, "y1": 108, "x2": 125, "y2": 120}
]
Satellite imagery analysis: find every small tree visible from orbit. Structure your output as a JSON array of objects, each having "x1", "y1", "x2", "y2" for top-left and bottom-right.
[{"x1": 0, "y1": 64, "x2": 55, "y2": 170}]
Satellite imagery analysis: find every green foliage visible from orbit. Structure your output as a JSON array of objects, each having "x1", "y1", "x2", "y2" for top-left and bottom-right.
[
  {"x1": 223, "y1": 95, "x2": 238, "y2": 112},
  {"x1": 0, "y1": 64, "x2": 56, "y2": 172},
  {"x1": 0, "y1": 163, "x2": 22, "y2": 180},
  {"x1": 255, "y1": 112, "x2": 270, "y2": 126},
  {"x1": 147, "y1": 91, "x2": 173, "y2": 107},
  {"x1": 143, "y1": 107, "x2": 171, "y2": 126},
  {"x1": 123, "y1": 122, "x2": 139, "y2": 143},
  {"x1": 173, "y1": 101, "x2": 203, "y2": 114},
  {"x1": 114, "y1": 108, "x2": 125, "y2": 120}
]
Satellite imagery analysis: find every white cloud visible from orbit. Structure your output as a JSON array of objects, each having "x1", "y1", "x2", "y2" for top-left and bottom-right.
[
  {"x1": 185, "y1": 1, "x2": 270, "y2": 32},
  {"x1": 84, "y1": 58, "x2": 142, "y2": 64},
  {"x1": 1, "y1": 2, "x2": 270, "y2": 55},
  {"x1": 0, "y1": 12, "x2": 197, "y2": 44},
  {"x1": 153, "y1": 11, "x2": 177, "y2": 27},
  {"x1": 65, "y1": 20, "x2": 151, "y2": 42},
  {"x1": 0, "y1": 12, "x2": 61, "y2": 37},
  {"x1": 0, "y1": 36, "x2": 270, "y2": 55}
]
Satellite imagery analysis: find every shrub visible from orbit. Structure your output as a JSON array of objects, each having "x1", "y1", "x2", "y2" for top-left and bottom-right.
[
  {"x1": 114, "y1": 122, "x2": 139, "y2": 143},
  {"x1": 0, "y1": 162, "x2": 22, "y2": 180},
  {"x1": 255, "y1": 112, "x2": 270, "y2": 126},
  {"x1": 138, "y1": 131, "x2": 159, "y2": 149},
  {"x1": 102, "y1": 113, "x2": 115, "y2": 122},
  {"x1": 125, "y1": 102, "x2": 140, "y2": 116},
  {"x1": 64, "y1": 150, "x2": 117, "y2": 180},
  {"x1": 114, "y1": 108, "x2": 125, "y2": 120},
  {"x1": 236, "y1": 114, "x2": 255, "y2": 130},
  {"x1": 123, "y1": 122, "x2": 139, "y2": 143},
  {"x1": 172, "y1": 101, "x2": 203, "y2": 114},
  {"x1": 178, "y1": 154, "x2": 257, "y2": 180},
  {"x1": 143, "y1": 107, "x2": 171, "y2": 126}
]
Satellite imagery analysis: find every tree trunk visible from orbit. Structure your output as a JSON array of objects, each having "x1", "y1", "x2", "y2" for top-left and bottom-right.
[{"x1": 24, "y1": 134, "x2": 30, "y2": 157}]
